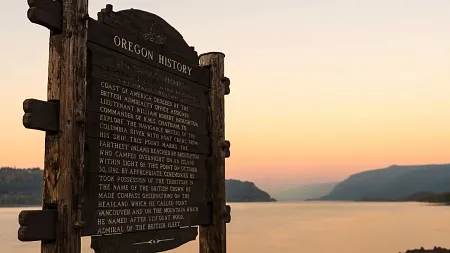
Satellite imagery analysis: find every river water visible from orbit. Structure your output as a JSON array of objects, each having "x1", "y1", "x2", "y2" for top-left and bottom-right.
[{"x1": 2, "y1": 202, "x2": 450, "y2": 253}]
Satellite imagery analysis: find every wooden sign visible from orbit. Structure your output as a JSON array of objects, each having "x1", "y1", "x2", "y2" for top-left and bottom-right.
[
  {"x1": 90, "y1": 227, "x2": 198, "y2": 253},
  {"x1": 18, "y1": 1, "x2": 231, "y2": 253},
  {"x1": 81, "y1": 6, "x2": 213, "y2": 237}
]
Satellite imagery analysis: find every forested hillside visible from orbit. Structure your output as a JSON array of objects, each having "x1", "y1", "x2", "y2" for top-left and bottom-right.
[
  {"x1": 0, "y1": 167, "x2": 42, "y2": 206},
  {"x1": 0, "y1": 168, "x2": 276, "y2": 206},
  {"x1": 317, "y1": 164, "x2": 450, "y2": 201},
  {"x1": 226, "y1": 179, "x2": 276, "y2": 202}
]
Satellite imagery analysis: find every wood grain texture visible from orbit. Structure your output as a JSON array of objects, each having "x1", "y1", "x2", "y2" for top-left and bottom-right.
[
  {"x1": 222, "y1": 140, "x2": 230, "y2": 158},
  {"x1": 198, "y1": 52, "x2": 227, "y2": 253},
  {"x1": 221, "y1": 77, "x2": 230, "y2": 95},
  {"x1": 56, "y1": 0, "x2": 88, "y2": 253},
  {"x1": 224, "y1": 205, "x2": 231, "y2": 224},
  {"x1": 41, "y1": 27, "x2": 62, "y2": 253},
  {"x1": 22, "y1": 98, "x2": 59, "y2": 132},
  {"x1": 27, "y1": 0, "x2": 62, "y2": 31},
  {"x1": 91, "y1": 227, "x2": 198, "y2": 253},
  {"x1": 18, "y1": 210, "x2": 57, "y2": 241}
]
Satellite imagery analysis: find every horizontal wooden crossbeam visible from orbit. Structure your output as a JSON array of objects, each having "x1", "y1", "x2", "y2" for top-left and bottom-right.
[
  {"x1": 221, "y1": 77, "x2": 230, "y2": 95},
  {"x1": 27, "y1": 0, "x2": 62, "y2": 31},
  {"x1": 23, "y1": 99, "x2": 59, "y2": 132},
  {"x1": 222, "y1": 140, "x2": 231, "y2": 158},
  {"x1": 18, "y1": 209, "x2": 57, "y2": 241},
  {"x1": 224, "y1": 205, "x2": 231, "y2": 223}
]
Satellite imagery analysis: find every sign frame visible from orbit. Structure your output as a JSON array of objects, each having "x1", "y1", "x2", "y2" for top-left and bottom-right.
[{"x1": 18, "y1": 1, "x2": 231, "y2": 253}]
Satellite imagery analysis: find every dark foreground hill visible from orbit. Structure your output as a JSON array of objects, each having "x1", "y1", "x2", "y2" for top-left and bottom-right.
[
  {"x1": 316, "y1": 164, "x2": 450, "y2": 201},
  {"x1": 226, "y1": 179, "x2": 276, "y2": 202},
  {"x1": 0, "y1": 167, "x2": 276, "y2": 206}
]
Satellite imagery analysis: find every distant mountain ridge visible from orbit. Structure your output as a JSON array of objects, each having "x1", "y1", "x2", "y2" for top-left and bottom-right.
[
  {"x1": 272, "y1": 182, "x2": 337, "y2": 201},
  {"x1": 317, "y1": 164, "x2": 450, "y2": 201},
  {"x1": 0, "y1": 167, "x2": 276, "y2": 206}
]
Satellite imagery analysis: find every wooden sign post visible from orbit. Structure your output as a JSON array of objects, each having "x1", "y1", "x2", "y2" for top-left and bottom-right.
[
  {"x1": 18, "y1": 1, "x2": 231, "y2": 253},
  {"x1": 198, "y1": 53, "x2": 230, "y2": 253}
]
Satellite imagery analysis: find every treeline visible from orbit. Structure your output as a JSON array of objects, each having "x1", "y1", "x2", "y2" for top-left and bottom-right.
[
  {"x1": 403, "y1": 191, "x2": 450, "y2": 203},
  {"x1": 0, "y1": 167, "x2": 43, "y2": 206},
  {"x1": 0, "y1": 167, "x2": 277, "y2": 207},
  {"x1": 359, "y1": 191, "x2": 450, "y2": 204}
]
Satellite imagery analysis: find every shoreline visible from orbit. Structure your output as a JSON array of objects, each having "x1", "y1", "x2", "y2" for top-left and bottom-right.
[
  {"x1": 0, "y1": 201, "x2": 280, "y2": 208},
  {"x1": 1, "y1": 200, "x2": 448, "y2": 208},
  {"x1": 0, "y1": 204, "x2": 41, "y2": 208}
]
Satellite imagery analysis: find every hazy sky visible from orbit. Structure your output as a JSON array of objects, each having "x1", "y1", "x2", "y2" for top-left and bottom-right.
[{"x1": 2, "y1": 0, "x2": 450, "y2": 192}]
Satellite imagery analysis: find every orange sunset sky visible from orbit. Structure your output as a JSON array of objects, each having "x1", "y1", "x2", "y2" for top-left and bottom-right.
[{"x1": 2, "y1": 0, "x2": 450, "y2": 192}]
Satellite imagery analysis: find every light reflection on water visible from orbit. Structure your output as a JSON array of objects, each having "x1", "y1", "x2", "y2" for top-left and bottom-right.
[{"x1": 2, "y1": 202, "x2": 450, "y2": 253}]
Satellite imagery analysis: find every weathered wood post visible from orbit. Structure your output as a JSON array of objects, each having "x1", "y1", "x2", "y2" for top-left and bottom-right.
[
  {"x1": 199, "y1": 53, "x2": 231, "y2": 253},
  {"x1": 20, "y1": 0, "x2": 88, "y2": 253},
  {"x1": 20, "y1": 2, "x2": 229, "y2": 253},
  {"x1": 41, "y1": 30, "x2": 62, "y2": 253},
  {"x1": 57, "y1": 0, "x2": 88, "y2": 253}
]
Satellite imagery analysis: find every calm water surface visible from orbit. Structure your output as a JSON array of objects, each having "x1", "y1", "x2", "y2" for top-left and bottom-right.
[{"x1": 2, "y1": 202, "x2": 450, "y2": 253}]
